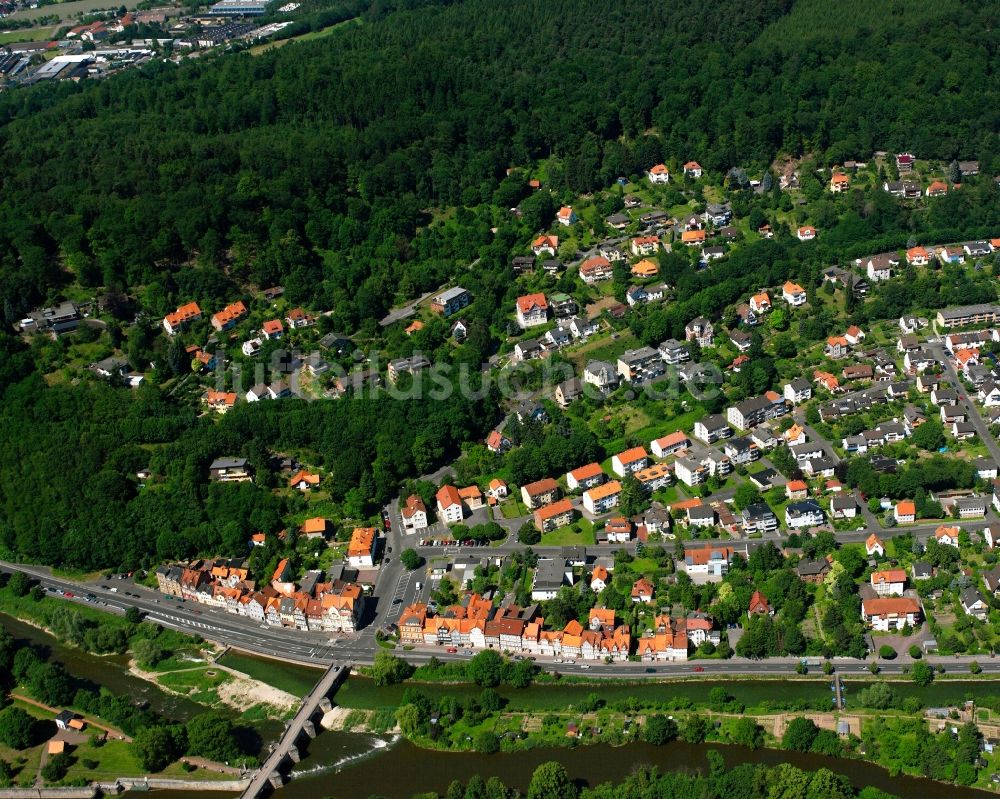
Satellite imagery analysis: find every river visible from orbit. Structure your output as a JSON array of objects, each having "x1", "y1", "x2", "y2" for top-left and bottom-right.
[{"x1": 4, "y1": 621, "x2": 996, "y2": 798}]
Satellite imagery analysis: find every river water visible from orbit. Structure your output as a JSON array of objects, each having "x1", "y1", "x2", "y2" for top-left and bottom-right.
[{"x1": 4, "y1": 616, "x2": 996, "y2": 799}]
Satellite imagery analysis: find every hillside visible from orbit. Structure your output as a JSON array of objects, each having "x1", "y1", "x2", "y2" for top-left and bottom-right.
[{"x1": 0, "y1": 0, "x2": 996, "y2": 322}]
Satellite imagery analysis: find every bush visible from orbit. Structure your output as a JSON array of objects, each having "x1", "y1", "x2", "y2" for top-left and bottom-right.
[
  {"x1": 878, "y1": 645, "x2": 896, "y2": 660},
  {"x1": 908, "y1": 645, "x2": 922, "y2": 659},
  {"x1": 970, "y1": 661, "x2": 982, "y2": 674},
  {"x1": 41, "y1": 753, "x2": 72, "y2": 782},
  {"x1": 400, "y1": 549, "x2": 423, "y2": 571},
  {"x1": 643, "y1": 715, "x2": 678, "y2": 745}
]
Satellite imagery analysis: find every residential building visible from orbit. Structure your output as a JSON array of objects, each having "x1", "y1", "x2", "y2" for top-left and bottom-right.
[
  {"x1": 583, "y1": 480, "x2": 622, "y2": 515},
  {"x1": 674, "y1": 456, "x2": 708, "y2": 487},
  {"x1": 556, "y1": 206, "x2": 577, "y2": 226},
  {"x1": 961, "y1": 588, "x2": 988, "y2": 620},
  {"x1": 617, "y1": 346, "x2": 664, "y2": 382},
  {"x1": 534, "y1": 498, "x2": 575, "y2": 532},
  {"x1": 742, "y1": 503, "x2": 778, "y2": 534},
  {"x1": 521, "y1": 478, "x2": 560, "y2": 510},
  {"x1": 567, "y1": 463, "x2": 605, "y2": 491},
  {"x1": 583, "y1": 360, "x2": 619, "y2": 393},
  {"x1": 782, "y1": 281, "x2": 807, "y2": 306},
  {"x1": 430, "y1": 286, "x2": 472, "y2": 317},
  {"x1": 894, "y1": 501, "x2": 915, "y2": 524},
  {"x1": 580, "y1": 256, "x2": 614, "y2": 283},
  {"x1": 531, "y1": 559, "x2": 572, "y2": 601},
  {"x1": 694, "y1": 414, "x2": 731, "y2": 443},
  {"x1": 209, "y1": 457, "x2": 252, "y2": 483},
  {"x1": 612, "y1": 447, "x2": 649, "y2": 476},
  {"x1": 749, "y1": 591, "x2": 772, "y2": 615},
  {"x1": 866, "y1": 533, "x2": 886, "y2": 557},
  {"x1": 516, "y1": 293, "x2": 548, "y2": 328},
  {"x1": 682, "y1": 546, "x2": 735, "y2": 579},
  {"x1": 726, "y1": 392, "x2": 787, "y2": 430},
  {"x1": 936, "y1": 304, "x2": 1000, "y2": 329},
  {"x1": 436, "y1": 485, "x2": 464, "y2": 524},
  {"x1": 658, "y1": 338, "x2": 690, "y2": 365},
  {"x1": 870, "y1": 568, "x2": 906, "y2": 596},
  {"x1": 163, "y1": 301, "x2": 202, "y2": 334},
  {"x1": 785, "y1": 499, "x2": 824, "y2": 529},
  {"x1": 861, "y1": 597, "x2": 921, "y2": 631},
  {"x1": 651, "y1": 431, "x2": 690, "y2": 459},
  {"x1": 683, "y1": 161, "x2": 703, "y2": 178},
  {"x1": 554, "y1": 378, "x2": 583, "y2": 408},
  {"x1": 211, "y1": 301, "x2": 248, "y2": 332},
  {"x1": 687, "y1": 505, "x2": 716, "y2": 528},
  {"x1": 401, "y1": 495, "x2": 428, "y2": 532},
  {"x1": 647, "y1": 163, "x2": 670, "y2": 184},
  {"x1": 685, "y1": 317, "x2": 714, "y2": 347},
  {"x1": 347, "y1": 527, "x2": 376, "y2": 568},
  {"x1": 830, "y1": 495, "x2": 857, "y2": 519}
]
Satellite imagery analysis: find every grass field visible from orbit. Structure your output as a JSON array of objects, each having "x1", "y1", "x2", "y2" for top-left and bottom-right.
[
  {"x1": 218, "y1": 651, "x2": 322, "y2": 696},
  {"x1": 248, "y1": 16, "x2": 360, "y2": 55},
  {"x1": 0, "y1": 26, "x2": 55, "y2": 44},
  {"x1": 540, "y1": 520, "x2": 595, "y2": 547}
]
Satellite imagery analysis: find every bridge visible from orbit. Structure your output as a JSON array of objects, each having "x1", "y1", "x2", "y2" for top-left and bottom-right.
[{"x1": 240, "y1": 662, "x2": 349, "y2": 799}]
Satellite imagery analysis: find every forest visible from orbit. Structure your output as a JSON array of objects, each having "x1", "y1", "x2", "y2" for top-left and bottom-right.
[{"x1": 0, "y1": 0, "x2": 997, "y2": 325}]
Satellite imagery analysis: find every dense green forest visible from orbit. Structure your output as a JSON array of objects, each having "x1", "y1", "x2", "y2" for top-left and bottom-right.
[{"x1": 0, "y1": 0, "x2": 996, "y2": 323}]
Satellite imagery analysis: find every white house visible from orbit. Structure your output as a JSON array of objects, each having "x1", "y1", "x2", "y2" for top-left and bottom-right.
[
  {"x1": 861, "y1": 597, "x2": 921, "y2": 632},
  {"x1": 647, "y1": 164, "x2": 670, "y2": 184},
  {"x1": 436, "y1": 485, "x2": 464, "y2": 524}
]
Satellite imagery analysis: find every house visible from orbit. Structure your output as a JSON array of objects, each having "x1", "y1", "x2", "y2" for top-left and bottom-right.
[
  {"x1": 583, "y1": 360, "x2": 619, "y2": 393},
  {"x1": 962, "y1": 588, "x2": 989, "y2": 620},
  {"x1": 568, "y1": 315, "x2": 598, "y2": 339},
  {"x1": 893, "y1": 501, "x2": 916, "y2": 525},
  {"x1": 556, "y1": 206, "x2": 578, "y2": 226},
  {"x1": 748, "y1": 591, "x2": 772, "y2": 616},
  {"x1": 516, "y1": 293, "x2": 548, "y2": 328},
  {"x1": 861, "y1": 597, "x2": 921, "y2": 631},
  {"x1": 209, "y1": 457, "x2": 252, "y2": 483},
  {"x1": 749, "y1": 291, "x2": 771, "y2": 314},
  {"x1": 742, "y1": 503, "x2": 778, "y2": 534},
  {"x1": 617, "y1": 347, "x2": 663, "y2": 382},
  {"x1": 911, "y1": 562, "x2": 933, "y2": 581},
  {"x1": 784, "y1": 423, "x2": 807, "y2": 446},
  {"x1": 825, "y1": 336, "x2": 850, "y2": 359},
  {"x1": 579, "y1": 256, "x2": 614, "y2": 284},
  {"x1": 925, "y1": 181, "x2": 948, "y2": 198},
  {"x1": 606, "y1": 212, "x2": 631, "y2": 230},
  {"x1": 814, "y1": 370, "x2": 840, "y2": 393},
  {"x1": 550, "y1": 294, "x2": 577, "y2": 319},
  {"x1": 785, "y1": 499, "x2": 824, "y2": 529},
  {"x1": 785, "y1": 480, "x2": 808, "y2": 500},
  {"x1": 459, "y1": 485, "x2": 484, "y2": 511},
  {"x1": 829, "y1": 172, "x2": 850, "y2": 192},
  {"x1": 401, "y1": 495, "x2": 429, "y2": 532},
  {"x1": 704, "y1": 203, "x2": 732, "y2": 226},
  {"x1": 211, "y1": 301, "x2": 248, "y2": 332},
  {"x1": 631, "y1": 235, "x2": 660, "y2": 256},
  {"x1": 658, "y1": 338, "x2": 690, "y2": 365},
  {"x1": 831, "y1": 495, "x2": 857, "y2": 519},
  {"x1": 531, "y1": 235, "x2": 559, "y2": 256},
  {"x1": 975, "y1": 458, "x2": 999, "y2": 480},
  {"x1": 521, "y1": 478, "x2": 560, "y2": 509},
  {"x1": 984, "y1": 566, "x2": 1000, "y2": 594},
  {"x1": 531, "y1": 559, "x2": 573, "y2": 600},
  {"x1": 685, "y1": 504, "x2": 716, "y2": 529},
  {"x1": 782, "y1": 281, "x2": 807, "y2": 306},
  {"x1": 883, "y1": 180, "x2": 921, "y2": 198},
  {"x1": 843, "y1": 364, "x2": 873, "y2": 381},
  {"x1": 862, "y1": 253, "x2": 896, "y2": 282},
  {"x1": 487, "y1": 479, "x2": 508, "y2": 501},
  {"x1": 796, "y1": 559, "x2": 830, "y2": 584},
  {"x1": 347, "y1": 526, "x2": 376, "y2": 568},
  {"x1": 936, "y1": 304, "x2": 1000, "y2": 329},
  {"x1": 430, "y1": 286, "x2": 472, "y2": 317},
  {"x1": 590, "y1": 566, "x2": 610, "y2": 593},
  {"x1": 934, "y1": 525, "x2": 960, "y2": 547},
  {"x1": 647, "y1": 163, "x2": 671, "y2": 184},
  {"x1": 683, "y1": 161, "x2": 703, "y2": 179},
  {"x1": 681, "y1": 318, "x2": 712, "y2": 349},
  {"x1": 956, "y1": 496, "x2": 987, "y2": 518},
  {"x1": 436, "y1": 485, "x2": 464, "y2": 524},
  {"x1": 895, "y1": 152, "x2": 915, "y2": 172},
  {"x1": 241, "y1": 337, "x2": 263, "y2": 358},
  {"x1": 261, "y1": 319, "x2": 284, "y2": 340},
  {"x1": 289, "y1": 470, "x2": 320, "y2": 490},
  {"x1": 796, "y1": 226, "x2": 816, "y2": 241},
  {"x1": 534, "y1": 498, "x2": 575, "y2": 532},
  {"x1": 486, "y1": 430, "x2": 512, "y2": 454},
  {"x1": 784, "y1": 378, "x2": 812, "y2": 404},
  {"x1": 631, "y1": 577, "x2": 655, "y2": 604},
  {"x1": 202, "y1": 389, "x2": 237, "y2": 413},
  {"x1": 726, "y1": 392, "x2": 787, "y2": 430},
  {"x1": 694, "y1": 414, "x2": 731, "y2": 443},
  {"x1": 870, "y1": 568, "x2": 906, "y2": 596},
  {"x1": 554, "y1": 378, "x2": 583, "y2": 408},
  {"x1": 681, "y1": 230, "x2": 706, "y2": 247},
  {"x1": 844, "y1": 325, "x2": 866, "y2": 345},
  {"x1": 163, "y1": 301, "x2": 202, "y2": 334},
  {"x1": 680, "y1": 545, "x2": 734, "y2": 579},
  {"x1": 730, "y1": 330, "x2": 753, "y2": 352},
  {"x1": 631, "y1": 258, "x2": 659, "y2": 278},
  {"x1": 651, "y1": 431, "x2": 690, "y2": 459},
  {"x1": 612, "y1": 447, "x2": 649, "y2": 477},
  {"x1": 724, "y1": 436, "x2": 759, "y2": 465},
  {"x1": 673, "y1": 457, "x2": 707, "y2": 487},
  {"x1": 567, "y1": 463, "x2": 605, "y2": 491}
]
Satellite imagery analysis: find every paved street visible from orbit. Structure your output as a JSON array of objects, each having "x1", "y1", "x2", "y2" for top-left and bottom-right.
[{"x1": 928, "y1": 340, "x2": 1000, "y2": 463}]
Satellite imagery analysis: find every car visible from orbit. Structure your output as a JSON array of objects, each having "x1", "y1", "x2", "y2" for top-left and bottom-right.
[
  {"x1": 692, "y1": 666, "x2": 705, "y2": 672},
  {"x1": 565, "y1": 659, "x2": 575, "y2": 665},
  {"x1": 463, "y1": 649, "x2": 473, "y2": 655},
  {"x1": 64, "y1": 591, "x2": 74, "y2": 598},
  {"x1": 513, "y1": 655, "x2": 524, "y2": 661},
  {"x1": 392, "y1": 598, "x2": 402, "y2": 604},
  {"x1": 554, "y1": 658, "x2": 563, "y2": 664},
  {"x1": 387, "y1": 546, "x2": 393, "y2": 553},
  {"x1": 644, "y1": 668, "x2": 657, "y2": 674},
  {"x1": 385, "y1": 557, "x2": 391, "y2": 563},
  {"x1": 579, "y1": 664, "x2": 590, "y2": 670},
  {"x1": 446, "y1": 647, "x2": 458, "y2": 653}
]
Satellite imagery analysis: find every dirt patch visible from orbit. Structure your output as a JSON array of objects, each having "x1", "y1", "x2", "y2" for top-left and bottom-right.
[{"x1": 216, "y1": 675, "x2": 298, "y2": 713}]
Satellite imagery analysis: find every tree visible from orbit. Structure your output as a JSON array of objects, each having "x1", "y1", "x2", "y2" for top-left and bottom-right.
[
  {"x1": 643, "y1": 714, "x2": 678, "y2": 745},
  {"x1": 132, "y1": 638, "x2": 167, "y2": 668},
  {"x1": 467, "y1": 650, "x2": 505, "y2": 687},
  {"x1": 527, "y1": 762, "x2": 578, "y2": 799},
  {"x1": 185, "y1": 714, "x2": 242, "y2": 763},
  {"x1": 970, "y1": 660, "x2": 982, "y2": 674},
  {"x1": 911, "y1": 660, "x2": 934, "y2": 686},
  {"x1": 911, "y1": 417, "x2": 945, "y2": 451},
  {"x1": 396, "y1": 703, "x2": 423, "y2": 737},
  {"x1": 680, "y1": 714, "x2": 709, "y2": 743},
  {"x1": 371, "y1": 651, "x2": 414, "y2": 687},
  {"x1": 473, "y1": 731, "x2": 499, "y2": 753},
  {"x1": 41, "y1": 752, "x2": 72, "y2": 782},
  {"x1": 782, "y1": 717, "x2": 819, "y2": 751},
  {"x1": 400, "y1": 549, "x2": 423, "y2": 571},
  {"x1": 726, "y1": 717, "x2": 763, "y2": 749},
  {"x1": 618, "y1": 474, "x2": 646, "y2": 518},
  {"x1": 518, "y1": 522, "x2": 541, "y2": 545},
  {"x1": 7, "y1": 572, "x2": 29, "y2": 597},
  {"x1": 132, "y1": 725, "x2": 185, "y2": 772},
  {"x1": 125, "y1": 606, "x2": 141, "y2": 624},
  {"x1": 733, "y1": 483, "x2": 762, "y2": 511},
  {"x1": 0, "y1": 707, "x2": 34, "y2": 749}
]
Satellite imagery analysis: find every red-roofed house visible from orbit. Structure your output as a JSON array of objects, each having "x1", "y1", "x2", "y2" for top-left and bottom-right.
[
  {"x1": 651, "y1": 431, "x2": 690, "y2": 458},
  {"x1": 262, "y1": 319, "x2": 284, "y2": 339},
  {"x1": 436, "y1": 485, "x2": 464, "y2": 524},
  {"x1": 212, "y1": 301, "x2": 248, "y2": 332},
  {"x1": 748, "y1": 590, "x2": 772, "y2": 616},
  {"x1": 647, "y1": 164, "x2": 670, "y2": 184},
  {"x1": 894, "y1": 501, "x2": 916, "y2": 524},
  {"x1": 612, "y1": 447, "x2": 649, "y2": 477},
  {"x1": 556, "y1": 206, "x2": 578, "y2": 226},
  {"x1": 163, "y1": 302, "x2": 202, "y2": 335},
  {"x1": 516, "y1": 293, "x2": 548, "y2": 328}
]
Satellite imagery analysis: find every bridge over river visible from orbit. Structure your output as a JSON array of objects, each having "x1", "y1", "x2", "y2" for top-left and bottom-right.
[{"x1": 240, "y1": 663, "x2": 349, "y2": 799}]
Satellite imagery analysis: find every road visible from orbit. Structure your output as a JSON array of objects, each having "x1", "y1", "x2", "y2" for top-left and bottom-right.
[
  {"x1": 0, "y1": 556, "x2": 1000, "y2": 679},
  {"x1": 378, "y1": 290, "x2": 436, "y2": 328}
]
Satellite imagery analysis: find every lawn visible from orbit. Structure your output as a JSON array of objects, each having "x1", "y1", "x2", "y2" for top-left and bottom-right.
[
  {"x1": 248, "y1": 16, "x2": 361, "y2": 55},
  {"x1": 157, "y1": 667, "x2": 232, "y2": 703},
  {"x1": 541, "y1": 520, "x2": 595, "y2": 546},
  {"x1": 218, "y1": 651, "x2": 323, "y2": 696},
  {"x1": 0, "y1": 26, "x2": 54, "y2": 44}
]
